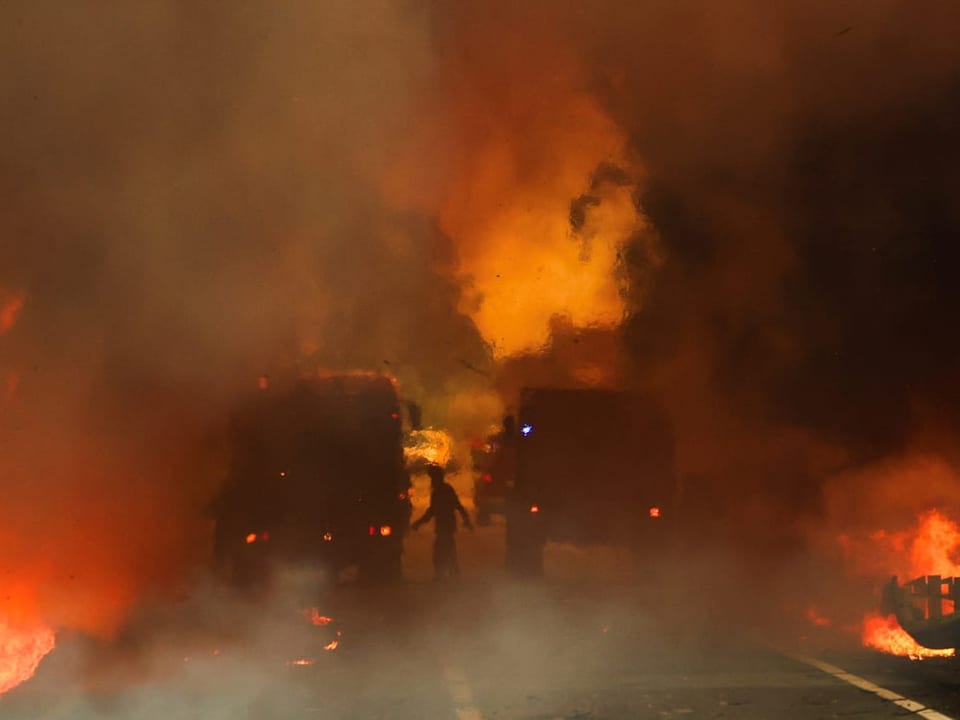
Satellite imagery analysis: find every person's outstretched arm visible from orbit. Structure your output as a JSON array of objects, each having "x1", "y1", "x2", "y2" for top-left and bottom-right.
[
  {"x1": 411, "y1": 503, "x2": 434, "y2": 530},
  {"x1": 454, "y1": 493, "x2": 473, "y2": 530}
]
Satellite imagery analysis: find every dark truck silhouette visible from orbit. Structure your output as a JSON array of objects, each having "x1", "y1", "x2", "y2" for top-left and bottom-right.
[
  {"x1": 212, "y1": 373, "x2": 411, "y2": 588},
  {"x1": 505, "y1": 387, "x2": 676, "y2": 574},
  {"x1": 470, "y1": 416, "x2": 516, "y2": 526}
]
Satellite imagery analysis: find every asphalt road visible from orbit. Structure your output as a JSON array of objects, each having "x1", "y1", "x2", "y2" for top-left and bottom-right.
[{"x1": 5, "y1": 519, "x2": 960, "y2": 719}]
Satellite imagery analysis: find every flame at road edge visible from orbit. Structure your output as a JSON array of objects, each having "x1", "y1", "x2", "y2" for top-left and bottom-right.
[{"x1": 861, "y1": 612, "x2": 954, "y2": 660}]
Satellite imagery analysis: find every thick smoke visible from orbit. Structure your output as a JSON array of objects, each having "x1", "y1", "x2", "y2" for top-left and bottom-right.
[
  {"x1": 2, "y1": 0, "x2": 960, "y2": 657},
  {"x1": 0, "y1": 1, "x2": 490, "y2": 636}
]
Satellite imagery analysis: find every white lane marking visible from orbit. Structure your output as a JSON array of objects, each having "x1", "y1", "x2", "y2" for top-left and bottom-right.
[
  {"x1": 788, "y1": 652, "x2": 956, "y2": 720},
  {"x1": 444, "y1": 664, "x2": 484, "y2": 720},
  {"x1": 921, "y1": 711, "x2": 958, "y2": 720}
]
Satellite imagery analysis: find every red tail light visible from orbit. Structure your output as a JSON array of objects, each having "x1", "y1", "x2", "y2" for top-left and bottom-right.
[
  {"x1": 482, "y1": 473, "x2": 493, "y2": 483},
  {"x1": 368, "y1": 526, "x2": 376, "y2": 536},
  {"x1": 260, "y1": 532, "x2": 270, "y2": 541}
]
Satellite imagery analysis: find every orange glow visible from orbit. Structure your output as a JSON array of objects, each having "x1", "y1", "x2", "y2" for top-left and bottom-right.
[
  {"x1": 0, "y1": 291, "x2": 25, "y2": 336},
  {"x1": 0, "y1": 617, "x2": 55, "y2": 696},
  {"x1": 304, "y1": 608, "x2": 333, "y2": 626},
  {"x1": 323, "y1": 639, "x2": 339, "y2": 651},
  {"x1": 0, "y1": 384, "x2": 226, "y2": 667},
  {"x1": 258, "y1": 375, "x2": 269, "y2": 390},
  {"x1": 908, "y1": 510, "x2": 960, "y2": 578},
  {"x1": 379, "y1": 525, "x2": 392, "y2": 537},
  {"x1": 404, "y1": 429, "x2": 454, "y2": 469},
  {"x1": 805, "y1": 607, "x2": 831, "y2": 627},
  {"x1": 3, "y1": 373, "x2": 19, "y2": 404},
  {"x1": 529, "y1": 504, "x2": 540, "y2": 514},
  {"x1": 847, "y1": 510, "x2": 960, "y2": 582},
  {"x1": 245, "y1": 533, "x2": 257, "y2": 544},
  {"x1": 648, "y1": 506, "x2": 661, "y2": 519},
  {"x1": 287, "y1": 658, "x2": 315, "y2": 667},
  {"x1": 862, "y1": 612, "x2": 954, "y2": 660},
  {"x1": 323, "y1": 532, "x2": 333, "y2": 542}
]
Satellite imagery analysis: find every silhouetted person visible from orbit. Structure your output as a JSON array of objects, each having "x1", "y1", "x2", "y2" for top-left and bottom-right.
[{"x1": 411, "y1": 465, "x2": 472, "y2": 578}]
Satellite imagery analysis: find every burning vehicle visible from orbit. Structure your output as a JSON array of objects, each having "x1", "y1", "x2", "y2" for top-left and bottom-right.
[
  {"x1": 505, "y1": 387, "x2": 676, "y2": 574},
  {"x1": 211, "y1": 373, "x2": 412, "y2": 589},
  {"x1": 881, "y1": 575, "x2": 960, "y2": 653}
]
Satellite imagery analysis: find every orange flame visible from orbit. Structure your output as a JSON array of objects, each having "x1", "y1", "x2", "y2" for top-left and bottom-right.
[
  {"x1": 908, "y1": 509, "x2": 960, "y2": 578},
  {"x1": 805, "y1": 607, "x2": 831, "y2": 627},
  {"x1": 438, "y1": 94, "x2": 648, "y2": 359},
  {"x1": 0, "y1": 617, "x2": 56, "y2": 696},
  {"x1": 862, "y1": 612, "x2": 954, "y2": 660},
  {"x1": 382, "y1": 34, "x2": 657, "y2": 361}
]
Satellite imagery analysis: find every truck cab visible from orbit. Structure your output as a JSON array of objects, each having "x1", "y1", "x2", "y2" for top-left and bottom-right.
[
  {"x1": 212, "y1": 373, "x2": 411, "y2": 588},
  {"x1": 505, "y1": 387, "x2": 676, "y2": 574}
]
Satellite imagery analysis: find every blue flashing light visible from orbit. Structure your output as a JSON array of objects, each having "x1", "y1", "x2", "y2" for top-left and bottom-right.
[{"x1": 520, "y1": 423, "x2": 534, "y2": 437}]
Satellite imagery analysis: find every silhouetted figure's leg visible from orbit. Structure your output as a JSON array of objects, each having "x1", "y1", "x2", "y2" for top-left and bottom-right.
[
  {"x1": 448, "y1": 536, "x2": 460, "y2": 576},
  {"x1": 434, "y1": 533, "x2": 457, "y2": 579}
]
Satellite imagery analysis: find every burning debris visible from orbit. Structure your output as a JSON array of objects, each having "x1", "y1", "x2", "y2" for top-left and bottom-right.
[{"x1": 834, "y1": 509, "x2": 960, "y2": 658}]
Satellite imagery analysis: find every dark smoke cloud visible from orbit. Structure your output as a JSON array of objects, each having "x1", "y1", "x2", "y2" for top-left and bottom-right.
[
  {"x1": 584, "y1": 0, "x2": 960, "y2": 453},
  {"x1": 425, "y1": 0, "x2": 960, "y2": 556}
]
